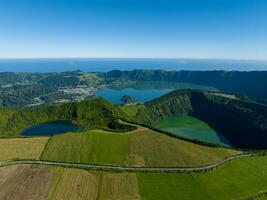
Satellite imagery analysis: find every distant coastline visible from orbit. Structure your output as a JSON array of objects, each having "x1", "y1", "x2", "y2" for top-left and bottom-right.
[{"x1": 0, "y1": 58, "x2": 267, "y2": 72}]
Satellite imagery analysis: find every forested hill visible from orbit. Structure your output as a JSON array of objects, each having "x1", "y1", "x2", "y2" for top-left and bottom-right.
[
  {"x1": 134, "y1": 90, "x2": 267, "y2": 149},
  {"x1": 104, "y1": 70, "x2": 267, "y2": 101},
  {"x1": 0, "y1": 98, "x2": 127, "y2": 137}
]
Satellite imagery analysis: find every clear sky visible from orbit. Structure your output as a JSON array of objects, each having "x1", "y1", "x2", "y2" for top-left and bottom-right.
[{"x1": 0, "y1": 0, "x2": 266, "y2": 59}]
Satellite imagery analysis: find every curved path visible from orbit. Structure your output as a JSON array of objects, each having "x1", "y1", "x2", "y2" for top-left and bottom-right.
[{"x1": 0, "y1": 153, "x2": 253, "y2": 173}]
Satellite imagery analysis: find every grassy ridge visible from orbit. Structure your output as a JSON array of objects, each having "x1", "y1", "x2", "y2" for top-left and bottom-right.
[{"x1": 41, "y1": 129, "x2": 239, "y2": 167}]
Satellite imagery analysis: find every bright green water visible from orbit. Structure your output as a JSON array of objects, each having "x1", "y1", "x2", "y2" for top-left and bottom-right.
[{"x1": 157, "y1": 116, "x2": 230, "y2": 146}]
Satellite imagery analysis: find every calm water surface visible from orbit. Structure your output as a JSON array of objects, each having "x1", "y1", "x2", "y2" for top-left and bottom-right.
[
  {"x1": 95, "y1": 87, "x2": 172, "y2": 104},
  {"x1": 95, "y1": 81, "x2": 218, "y2": 104},
  {"x1": 21, "y1": 121, "x2": 81, "y2": 136}
]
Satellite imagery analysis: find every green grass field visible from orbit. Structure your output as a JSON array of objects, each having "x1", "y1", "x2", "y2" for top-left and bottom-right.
[
  {"x1": 41, "y1": 129, "x2": 130, "y2": 165},
  {"x1": 137, "y1": 155, "x2": 267, "y2": 200},
  {"x1": 41, "y1": 128, "x2": 239, "y2": 167},
  {"x1": 156, "y1": 116, "x2": 228, "y2": 146},
  {"x1": 0, "y1": 137, "x2": 49, "y2": 161}
]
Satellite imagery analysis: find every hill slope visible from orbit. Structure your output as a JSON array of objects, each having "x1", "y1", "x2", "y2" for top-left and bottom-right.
[
  {"x1": 129, "y1": 90, "x2": 267, "y2": 149},
  {"x1": 104, "y1": 69, "x2": 267, "y2": 101},
  {"x1": 0, "y1": 98, "x2": 125, "y2": 137}
]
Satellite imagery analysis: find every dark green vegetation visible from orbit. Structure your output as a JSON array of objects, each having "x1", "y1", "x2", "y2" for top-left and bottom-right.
[
  {"x1": 1, "y1": 69, "x2": 267, "y2": 107},
  {"x1": 0, "y1": 71, "x2": 103, "y2": 107},
  {"x1": 1, "y1": 88, "x2": 266, "y2": 149},
  {"x1": 121, "y1": 95, "x2": 135, "y2": 104},
  {"x1": 0, "y1": 98, "x2": 131, "y2": 137},
  {"x1": 122, "y1": 90, "x2": 267, "y2": 149},
  {"x1": 156, "y1": 116, "x2": 226, "y2": 146},
  {"x1": 137, "y1": 155, "x2": 267, "y2": 200},
  {"x1": 104, "y1": 69, "x2": 267, "y2": 101}
]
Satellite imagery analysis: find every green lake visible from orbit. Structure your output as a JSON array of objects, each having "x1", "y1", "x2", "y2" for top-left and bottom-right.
[{"x1": 157, "y1": 116, "x2": 230, "y2": 147}]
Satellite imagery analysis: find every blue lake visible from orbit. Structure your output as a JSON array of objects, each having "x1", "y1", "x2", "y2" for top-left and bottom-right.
[
  {"x1": 95, "y1": 81, "x2": 218, "y2": 104},
  {"x1": 21, "y1": 121, "x2": 81, "y2": 136},
  {"x1": 95, "y1": 87, "x2": 173, "y2": 104}
]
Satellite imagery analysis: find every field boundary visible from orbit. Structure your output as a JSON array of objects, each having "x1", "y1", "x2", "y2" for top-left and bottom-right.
[{"x1": 0, "y1": 153, "x2": 256, "y2": 173}]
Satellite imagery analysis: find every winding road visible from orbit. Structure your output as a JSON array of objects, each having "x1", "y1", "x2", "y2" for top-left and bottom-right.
[{"x1": 0, "y1": 153, "x2": 253, "y2": 173}]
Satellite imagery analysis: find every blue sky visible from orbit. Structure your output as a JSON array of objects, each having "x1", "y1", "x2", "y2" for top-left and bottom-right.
[{"x1": 0, "y1": 0, "x2": 266, "y2": 59}]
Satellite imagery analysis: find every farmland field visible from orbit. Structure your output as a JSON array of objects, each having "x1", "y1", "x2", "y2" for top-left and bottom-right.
[
  {"x1": 129, "y1": 129, "x2": 238, "y2": 167},
  {"x1": 41, "y1": 128, "x2": 239, "y2": 167},
  {"x1": 1, "y1": 155, "x2": 267, "y2": 199},
  {"x1": 41, "y1": 129, "x2": 130, "y2": 165},
  {"x1": 0, "y1": 164, "x2": 54, "y2": 200},
  {"x1": 98, "y1": 172, "x2": 140, "y2": 200},
  {"x1": 137, "y1": 155, "x2": 267, "y2": 200},
  {"x1": 156, "y1": 116, "x2": 229, "y2": 146},
  {"x1": 48, "y1": 168, "x2": 99, "y2": 200},
  {"x1": 0, "y1": 137, "x2": 49, "y2": 161}
]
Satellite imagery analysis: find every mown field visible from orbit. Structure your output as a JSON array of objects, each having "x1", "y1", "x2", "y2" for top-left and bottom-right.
[
  {"x1": 1, "y1": 155, "x2": 267, "y2": 199},
  {"x1": 0, "y1": 137, "x2": 49, "y2": 161},
  {"x1": 41, "y1": 128, "x2": 239, "y2": 167},
  {"x1": 0, "y1": 164, "x2": 54, "y2": 200}
]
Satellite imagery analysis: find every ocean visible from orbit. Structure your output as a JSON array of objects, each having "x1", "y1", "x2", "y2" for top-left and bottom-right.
[{"x1": 0, "y1": 58, "x2": 266, "y2": 72}]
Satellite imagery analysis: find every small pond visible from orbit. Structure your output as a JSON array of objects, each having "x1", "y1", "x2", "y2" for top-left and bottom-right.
[{"x1": 21, "y1": 121, "x2": 82, "y2": 136}]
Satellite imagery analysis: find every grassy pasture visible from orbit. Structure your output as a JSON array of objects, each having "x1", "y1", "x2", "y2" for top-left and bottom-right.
[
  {"x1": 48, "y1": 168, "x2": 99, "y2": 200},
  {"x1": 42, "y1": 128, "x2": 239, "y2": 167},
  {"x1": 99, "y1": 172, "x2": 140, "y2": 200},
  {"x1": 129, "y1": 129, "x2": 238, "y2": 167},
  {"x1": 137, "y1": 155, "x2": 267, "y2": 200},
  {"x1": 48, "y1": 167, "x2": 139, "y2": 200},
  {"x1": 41, "y1": 130, "x2": 130, "y2": 165},
  {"x1": 0, "y1": 137, "x2": 49, "y2": 161},
  {"x1": 2, "y1": 156, "x2": 267, "y2": 199}
]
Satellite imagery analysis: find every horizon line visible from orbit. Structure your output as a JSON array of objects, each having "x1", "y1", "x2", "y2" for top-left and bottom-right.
[{"x1": 0, "y1": 57, "x2": 267, "y2": 62}]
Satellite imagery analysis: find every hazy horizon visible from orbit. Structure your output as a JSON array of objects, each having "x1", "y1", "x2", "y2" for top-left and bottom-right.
[{"x1": 0, "y1": 58, "x2": 267, "y2": 72}]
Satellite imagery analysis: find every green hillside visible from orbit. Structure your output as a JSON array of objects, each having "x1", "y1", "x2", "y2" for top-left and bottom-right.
[
  {"x1": 0, "y1": 98, "x2": 126, "y2": 137},
  {"x1": 126, "y1": 89, "x2": 267, "y2": 149},
  {"x1": 41, "y1": 128, "x2": 239, "y2": 167}
]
